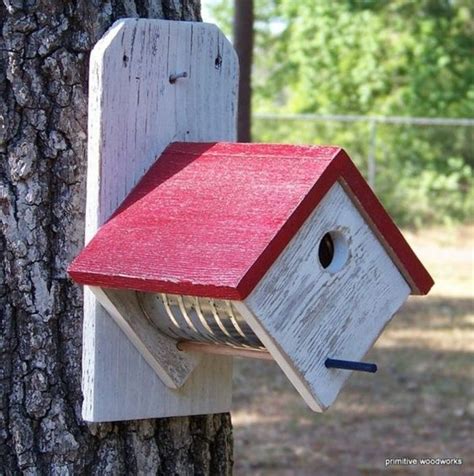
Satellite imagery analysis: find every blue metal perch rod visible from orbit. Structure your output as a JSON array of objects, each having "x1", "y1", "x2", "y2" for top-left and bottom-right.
[{"x1": 325, "y1": 358, "x2": 377, "y2": 373}]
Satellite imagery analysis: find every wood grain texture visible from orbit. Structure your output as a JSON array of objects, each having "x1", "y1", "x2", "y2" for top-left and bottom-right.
[
  {"x1": 80, "y1": 19, "x2": 237, "y2": 421},
  {"x1": 236, "y1": 182, "x2": 411, "y2": 411},
  {"x1": 70, "y1": 143, "x2": 433, "y2": 299}
]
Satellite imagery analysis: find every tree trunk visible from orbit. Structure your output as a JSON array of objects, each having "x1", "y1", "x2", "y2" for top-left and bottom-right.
[
  {"x1": 233, "y1": 0, "x2": 253, "y2": 142},
  {"x1": 0, "y1": 1, "x2": 233, "y2": 474}
]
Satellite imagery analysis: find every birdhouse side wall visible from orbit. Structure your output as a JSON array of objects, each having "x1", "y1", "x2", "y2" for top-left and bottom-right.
[{"x1": 236, "y1": 181, "x2": 411, "y2": 411}]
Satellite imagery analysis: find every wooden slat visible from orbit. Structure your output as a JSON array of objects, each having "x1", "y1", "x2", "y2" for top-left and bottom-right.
[
  {"x1": 80, "y1": 18, "x2": 238, "y2": 422},
  {"x1": 91, "y1": 287, "x2": 200, "y2": 389}
]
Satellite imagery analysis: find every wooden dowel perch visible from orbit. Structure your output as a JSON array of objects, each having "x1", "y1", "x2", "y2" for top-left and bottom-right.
[{"x1": 177, "y1": 341, "x2": 274, "y2": 361}]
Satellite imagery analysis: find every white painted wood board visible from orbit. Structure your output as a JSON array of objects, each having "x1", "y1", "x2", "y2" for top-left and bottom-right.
[
  {"x1": 236, "y1": 182, "x2": 411, "y2": 411},
  {"x1": 82, "y1": 18, "x2": 238, "y2": 421},
  {"x1": 91, "y1": 287, "x2": 201, "y2": 389}
]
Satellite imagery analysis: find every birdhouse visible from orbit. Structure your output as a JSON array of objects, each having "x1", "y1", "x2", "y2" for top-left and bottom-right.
[
  {"x1": 70, "y1": 18, "x2": 433, "y2": 422},
  {"x1": 70, "y1": 141, "x2": 433, "y2": 415}
]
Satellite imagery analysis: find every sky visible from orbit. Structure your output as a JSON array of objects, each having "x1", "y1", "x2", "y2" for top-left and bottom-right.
[{"x1": 201, "y1": 0, "x2": 219, "y2": 23}]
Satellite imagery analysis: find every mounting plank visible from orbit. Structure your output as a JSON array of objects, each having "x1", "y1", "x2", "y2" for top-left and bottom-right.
[{"x1": 82, "y1": 18, "x2": 238, "y2": 421}]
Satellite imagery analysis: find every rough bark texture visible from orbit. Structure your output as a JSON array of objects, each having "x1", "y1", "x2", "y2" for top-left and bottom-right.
[
  {"x1": 0, "y1": 1, "x2": 233, "y2": 474},
  {"x1": 233, "y1": 0, "x2": 253, "y2": 143}
]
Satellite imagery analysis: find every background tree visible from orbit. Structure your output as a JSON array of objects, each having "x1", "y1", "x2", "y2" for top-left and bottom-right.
[
  {"x1": 0, "y1": 1, "x2": 233, "y2": 473},
  {"x1": 233, "y1": 0, "x2": 254, "y2": 142}
]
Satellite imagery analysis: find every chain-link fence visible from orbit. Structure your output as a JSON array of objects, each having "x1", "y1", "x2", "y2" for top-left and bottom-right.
[{"x1": 253, "y1": 114, "x2": 473, "y2": 227}]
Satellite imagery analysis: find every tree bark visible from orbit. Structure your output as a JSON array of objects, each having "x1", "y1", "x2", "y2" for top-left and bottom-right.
[
  {"x1": 233, "y1": 0, "x2": 253, "y2": 142},
  {"x1": 0, "y1": 1, "x2": 233, "y2": 474}
]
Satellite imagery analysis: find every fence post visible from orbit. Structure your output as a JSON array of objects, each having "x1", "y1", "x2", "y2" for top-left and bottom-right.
[{"x1": 368, "y1": 120, "x2": 377, "y2": 190}]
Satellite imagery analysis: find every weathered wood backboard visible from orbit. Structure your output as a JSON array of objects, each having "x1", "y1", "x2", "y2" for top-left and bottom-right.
[{"x1": 82, "y1": 19, "x2": 238, "y2": 421}]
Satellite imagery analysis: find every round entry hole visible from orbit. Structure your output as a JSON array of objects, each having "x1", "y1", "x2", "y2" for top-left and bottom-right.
[{"x1": 318, "y1": 231, "x2": 349, "y2": 273}]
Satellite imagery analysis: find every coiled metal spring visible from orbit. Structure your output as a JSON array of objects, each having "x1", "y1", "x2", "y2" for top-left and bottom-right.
[{"x1": 136, "y1": 292, "x2": 264, "y2": 350}]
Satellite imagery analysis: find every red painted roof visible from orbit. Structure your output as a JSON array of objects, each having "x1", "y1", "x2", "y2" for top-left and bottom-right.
[{"x1": 69, "y1": 142, "x2": 433, "y2": 299}]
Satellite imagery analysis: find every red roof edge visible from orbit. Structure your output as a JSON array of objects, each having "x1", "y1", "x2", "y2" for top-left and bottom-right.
[
  {"x1": 235, "y1": 149, "x2": 342, "y2": 299},
  {"x1": 336, "y1": 149, "x2": 434, "y2": 295},
  {"x1": 236, "y1": 148, "x2": 433, "y2": 298},
  {"x1": 67, "y1": 268, "x2": 244, "y2": 300}
]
